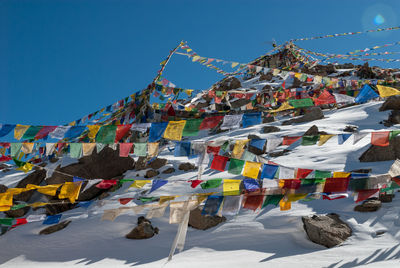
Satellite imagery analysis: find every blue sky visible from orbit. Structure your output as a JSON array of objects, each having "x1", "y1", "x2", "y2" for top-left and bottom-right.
[{"x1": 1, "y1": 0, "x2": 399, "y2": 125}]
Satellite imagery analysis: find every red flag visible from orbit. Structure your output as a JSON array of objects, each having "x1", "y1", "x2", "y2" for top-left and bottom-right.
[
  {"x1": 282, "y1": 136, "x2": 301, "y2": 145},
  {"x1": 355, "y1": 189, "x2": 379, "y2": 203},
  {"x1": 243, "y1": 192, "x2": 264, "y2": 211},
  {"x1": 167, "y1": 105, "x2": 176, "y2": 116},
  {"x1": 282, "y1": 179, "x2": 301, "y2": 189},
  {"x1": 188, "y1": 179, "x2": 203, "y2": 188},
  {"x1": 323, "y1": 194, "x2": 347, "y2": 200},
  {"x1": 323, "y1": 178, "x2": 349, "y2": 193},
  {"x1": 371, "y1": 131, "x2": 390, "y2": 147},
  {"x1": 0, "y1": 156, "x2": 12, "y2": 162},
  {"x1": 199, "y1": 116, "x2": 224, "y2": 130},
  {"x1": 34, "y1": 126, "x2": 58, "y2": 140},
  {"x1": 0, "y1": 142, "x2": 10, "y2": 148},
  {"x1": 207, "y1": 146, "x2": 220, "y2": 155},
  {"x1": 119, "y1": 143, "x2": 133, "y2": 157},
  {"x1": 314, "y1": 90, "x2": 336, "y2": 106},
  {"x1": 119, "y1": 198, "x2": 133, "y2": 205},
  {"x1": 96, "y1": 179, "x2": 117, "y2": 189},
  {"x1": 296, "y1": 168, "x2": 313, "y2": 179},
  {"x1": 12, "y1": 218, "x2": 27, "y2": 228},
  {"x1": 115, "y1": 124, "x2": 132, "y2": 142},
  {"x1": 210, "y1": 155, "x2": 229, "y2": 172}
]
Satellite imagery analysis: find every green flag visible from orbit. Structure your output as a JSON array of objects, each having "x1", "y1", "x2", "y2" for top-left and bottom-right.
[
  {"x1": 69, "y1": 143, "x2": 82, "y2": 158},
  {"x1": 0, "y1": 218, "x2": 13, "y2": 226},
  {"x1": 262, "y1": 195, "x2": 283, "y2": 208},
  {"x1": 228, "y1": 158, "x2": 245, "y2": 175},
  {"x1": 10, "y1": 143, "x2": 22, "y2": 157},
  {"x1": 389, "y1": 130, "x2": 400, "y2": 140},
  {"x1": 182, "y1": 119, "x2": 203, "y2": 136},
  {"x1": 301, "y1": 178, "x2": 325, "y2": 185},
  {"x1": 288, "y1": 98, "x2": 314, "y2": 108},
  {"x1": 201, "y1": 178, "x2": 222, "y2": 189},
  {"x1": 139, "y1": 197, "x2": 158, "y2": 203},
  {"x1": 314, "y1": 170, "x2": 332, "y2": 179},
  {"x1": 96, "y1": 125, "x2": 117, "y2": 144},
  {"x1": 133, "y1": 143, "x2": 147, "y2": 157},
  {"x1": 21, "y1": 126, "x2": 43, "y2": 140},
  {"x1": 11, "y1": 204, "x2": 27, "y2": 210},
  {"x1": 301, "y1": 136, "x2": 319, "y2": 146}
]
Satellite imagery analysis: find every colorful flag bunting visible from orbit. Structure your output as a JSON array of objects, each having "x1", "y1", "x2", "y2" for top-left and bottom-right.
[{"x1": 243, "y1": 161, "x2": 262, "y2": 179}]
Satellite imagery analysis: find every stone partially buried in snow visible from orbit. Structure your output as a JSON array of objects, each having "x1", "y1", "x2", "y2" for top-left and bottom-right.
[
  {"x1": 354, "y1": 199, "x2": 381, "y2": 212},
  {"x1": 148, "y1": 158, "x2": 168, "y2": 170},
  {"x1": 189, "y1": 207, "x2": 226, "y2": 230},
  {"x1": 126, "y1": 216, "x2": 159, "y2": 239},
  {"x1": 281, "y1": 107, "x2": 324, "y2": 125},
  {"x1": 359, "y1": 136, "x2": 400, "y2": 162},
  {"x1": 39, "y1": 220, "x2": 71, "y2": 235},
  {"x1": 379, "y1": 95, "x2": 400, "y2": 111},
  {"x1": 145, "y1": 169, "x2": 159, "y2": 178},
  {"x1": 178, "y1": 162, "x2": 196, "y2": 171},
  {"x1": 302, "y1": 213, "x2": 352, "y2": 248}
]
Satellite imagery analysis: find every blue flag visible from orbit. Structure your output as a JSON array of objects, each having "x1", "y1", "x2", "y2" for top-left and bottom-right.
[
  {"x1": 0, "y1": 124, "x2": 16, "y2": 137},
  {"x1": 249, "y1": 139, "x2": 266, "y2": 150},
  {"x1": 43, "y1": 214, "x2": 62, "y2": 225},
  {"x1": 242, "y1": 113, "x2": 261, "y2": 128},
  {"x1": 77, "y1": 201, "x2": 93, "y2": 209},
  {"x1": 64, "y1": 126, "x2": 86, "y2": 139},
  {"x1": 149, "y1": 179, "x2": 168, "y2": 193},
  {"x1": 243, "y1": 178, "x2": 260, "y2": 191},
  {"x1": 202, "y1": 195, "x2": 224, "y2": 215},
  {"x1": 73, "y1": 176, "x2": 85, "y2": 182},
  {"x1": 354, "y1": 85, "x2": 379, "y2": 103},
  {"x1": 338, "y1": 134, "x2": 352, "y2": 145},
  {"x1": 174, "y1": 141, "x2": 191, "y2": 157},
  {"x1": 148, "y1": 122, "x2": 168, "y2": 142},
  {"x1": 261, "y1": 164, "x2": 279, "y2": 179}
]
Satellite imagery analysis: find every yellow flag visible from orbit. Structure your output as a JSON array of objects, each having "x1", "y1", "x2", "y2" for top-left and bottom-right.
[
  {"x1": 29, "y1": 202, "x2": 49, "y2": 208},
  {"x1": 163, "y1": 120, "x2": 186, "y2": 141},
  {"x1": 0, "y1": 192, "x2": 13, "y2": 208},
  {"x1": 192, "y1": 55, "x2": 200, "y2": 62},
  {"x1": 21, "y1": 143, "x2": 35, "y2": 154},
  {"x1": 130, "y1": 180, "x2": 151, "y2": 188},
  {"x1": 286, "y1": 193, "x2": 308, "y2": 202},
  {"x1": 14, "y1": 124, "x2": 30, "y2": 140},
  {"x1": 16, "y1": 162, "x2": 34, "y2": 173},
  {"x1": 7, "y1": 188, "x2": 29, "y2": 195},
  {"x1": 68, "y1": 121, "x2": 76, "y2": 126},
  {"x1": 58, "y1": 182, "x2": 82, "y2": 203},
  {"x1": 243, "y1": 161, "x2": 262, "y2": 179},
  {"x1": 185, "y1": 89, "x2": 193, "y2": 96},
  {"x1": 269, "y1": 102, "x2": 294, "y2": 113},
  {"x1": 87, "y1": 125, "x2": 101, "y2": 141},
  {"x1": 318, "y1": 135, "x2": 335, "y2": 146},
  {"x1": 231, "y1": 62, "x2": 239, "y2": 68},
  {"x1": 27, "y1": 184, "x2": 62, "y2": 196},
  {"x1": 377, "y1": 85, "x2": 400, "y2": 98},
  {"x1": 159, "y1": 196, "x2": 176, "y2": 205},
  {"x1": 223, "y1": 179, "x2": 241, "y2": 195},
  {"x1": 333, "y1": 172, "x2": 351, "y2": 178},
  {"x1": 279, "y1": 200, "x2": 291, "y2": 211},
  {"x1": 147, "y1": 142, "x2": 159, "y2": 157},
  {"x1": 82, "y1": 143, "x2": 96, "y2": 156},
  {"x1": 232, "y1": 139, "x2": 249, "y2": 159}
]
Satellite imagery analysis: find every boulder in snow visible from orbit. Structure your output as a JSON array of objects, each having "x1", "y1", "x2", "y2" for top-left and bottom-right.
[
  {"x1": 126, "y1": 216, "x2": 159, "y2": 239},
  {"x1": 262, "y1": 126, "x2": 280, "y2": 134},
  {"x1": 379, "y1": 95, "x2": 400, "y2": 111},
  {"x1": 145, "y1": 169, "x2": 159, "y2": 178},
  {"x1": 354, "y1": 199, "x2": 381, "y2": 212},
  {"x1": 39, "y1": 220, "x2": 71, "y2": 235},
  {"x1": 148, "y1": 158, "x2": 168, "y2": 170},
  {"x1": 302, "y1": 213, "x2": 352, "y2": 248},
  {"x1": 178, "y1": 162, "x2": 196, "y2": 171},
  {"x1": 359, "y1": 136, "x2": 400, "y2": 162},
  {"x1": 189, "y1": 207, "x2": 226, "y2": 230},
  {"x1": 281, "y1": 107, "x2": 324, "y2": 125}
]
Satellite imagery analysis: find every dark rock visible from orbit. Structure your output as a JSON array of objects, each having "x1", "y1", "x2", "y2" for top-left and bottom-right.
[
  {"x1": 383, "y1": 110, "x2": 400, "y2": 126},
  {"x1": 216, "y1": 77, "x2": 241, "y2": 91},
  {"x1": 248, "y1": 134, "x2": 261, "y2": 140},
  {"x1": 230, "y1": 99, "x2": 251, "y2": 109},
  {"x1": 77, "y1": 184, "x2": 108, "y2": 202},
  {"x1": 259, "y1": 73, "x2": 273, "y2": 81},
  {"x1": 14, "y1": 169, "x2": 46, "y2": 203},
  {"x1": 0, "y1": 184, "x2": 7, "y2": 193},
  {"x1": 4, "y1": 206, "x2": 30, "y2": 218},
  {"x1": 350, "y1": 168, "x2": 371, "y2": 174},
  {"x1": 145, "y1": 169, "x2": 159, "y2": 178},
  {"x1": 379, "y1": 95, "x2": 400, "y2": 111},
  {"x1": 39, "y1": 220, "x2": 71, "y2": 235},
  {"x1": 269, "y1": 149, "x2": 291, "y2": 157},
  {"x1": 263, "y1": 116, "x2": 275, "y2": 123},
  {"x1": 162, "y1": 167, "x2": 175, "y2": 174},
  {"x1": 148, "y1": 158, "x2": 168, "y2": 170},
  {"x1": 45, "y1": 201, "x2": 76, "y2": 215},
  {"x1": 189, "y1": 207, "x2": 226, "y2": 230},
  {"x1": 178, "y1": 162, "x2": 196, "y2": 171},
  {"x1": 343, "y1": 125, "x2": 358, "y2": 132},
  {"x1": 354, "y1": 199, "x2": 382, "y2": 212},
  {"x1": 262, "y1": 126, "x2": 280, "y2": 133},
  {"x1": 379, "y1": 194, "x2": 394, "y2": 203},
  {"x1": 282, "y1": 107, "x2": 324, "y2": 125},
  {"x1": 302, "y1": 213, "x2": 352, "y2": 248},
  {"x1": 135, "y1": 157, "x2": 147, "y2": 171},
  {"x1": 98, "y1": 192, "x2": 110, "y2": 200},
  {"x1": 49, "y1": 157, "x2": 59, "y2": 163},
  {"x1": 303, "y1": 125, "x2": 320, "y2": 136},
  {"x1": 126, "y1": 217, "x2": 159, "y2": 239},
  {"x1": 47, "y1": 147, "x2": 135, "y2": 185},
  {"x1": 359, "y1": 136, "x2": 400, "y2": 162},
  {"x1": 375, "y1": 230, "x2": 386, "y2": 236},
  {"x1": 356, "y1": 63, "x2": 376, "y2": 79}
]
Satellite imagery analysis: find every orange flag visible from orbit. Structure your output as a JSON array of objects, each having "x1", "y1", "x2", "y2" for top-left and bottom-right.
[{"x1": 371, "y1": 131, "x2": 390, "y2": 147}]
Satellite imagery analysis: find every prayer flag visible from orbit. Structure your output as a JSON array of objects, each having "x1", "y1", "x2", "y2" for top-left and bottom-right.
[
  {"x1": 147, "y1": 142, "x2": 159, "y2": 157},
  {"x1": 163, "y1": 120, "x2": 186, "y2": 141},
  {"x1": 266, "y1": 137, "x2": 283, "y2": 152},
  {"x1": 115, "y1": 125, "x2": 132, "y2": 142},
  {"x1": 288, "y1": 98, "x2": 314, "y2": 108},
  {"x1": 96, "y1": 125, "x2": 117, "y2": 144},
  {"x1": 0, "y1": 124, "x2": 15, "y2": 137},
  {"x1": 333, "y1": 172, "x2": 351, "y2": 178},
  {"x1": 243, "y1": 193, "x2": 264, "y2": 211},
  {"x1": 199, "y1": 116, "x2": 224, "y2": 130},
  {"x1": 49, "y1": 126, "x2": 71, "y2": 139},
  {"x1": 301, "y1": 136, "x2": 319, "y2": 146},
  {"x1": 242, "y1": 113, "x2": 261, "y2": 128},
  {"x1": 355, "y1": 189, "x2": 379, "y2": 203},
  {"x1": 149, "y1": 122, "x2": 168, "y2": 142},
  {"x1": 202, "y1": 195, "x2": 223, "y2": 215},
  {"x1": 189, "y1": 179, "x2": 203, "y2": 188},
  {"x1": 210, "y1": 155, "x2": 229, "y2": 171},
  {"x1": 279, "y1": 166, "x2": 295, "y2": 179},
  {"x1": 390, "y1": 130, "x2": 400, "y2": 140},
  {"x1": 58, "y1": 182, "x2": 82, "y2": 203},
  {"x1": 14, "y1": 125, "x2": 30, "y2": 140},
  {"x1": 35, "y1": 126, "x2": 57, "y2": 140},
  {"x1": 371, "y1": 131, "x2": 390, "y2": 147},
  {"x1": 314, "y1": 90, "x2": 336, "y2": 105},
  {"x1": 243, "y1": 161, "x2": 262, "y2": 179},
  {"x1": 318, "y1": 135, "x2": 334, "y2": 146},
  {"x1": 354, "y1": 84, "x2": 379, "y2": 103},
  {"x1": 353, "y1": 132, "x2": 368, "y2": 145},
  {"x1": 223, "y1": 179, "x2": 241, "y2": 195},
  {"x1": 377, "y1": 85, "x2": 400, "y2": 98},
  {"x1": 261, "y1": 164, "x2": 279, "y2": 179},
  {"x1": 21, "y1": 143, "x2": 34, "y2": 154},
  {"x1": 119, "y1": 143, "x2": 133, "y2": 157},
  {"x1": 249, "y1": 139, "x2": 266, "y2": 150},
  {"x1": 87, "y1": 125, "x2": 101, "y2": 141},
  {"x1": 220, "y1": 114, "x2": 243, "y2": 130},
  {"x1": 0, "y1": 218, "x2": 13, "y2": 226},
  {"x1": 228, "y1": 158, "x2": 245, "y2": 175},
  {"x1": 201, "y1": 178, "x2": 222, "y2": 189},
  {"x1": 82, "y1": 143, "x2": 96, "y2": 156},
  {"x1": 64, "y1": 126, "x2": 86, "y2": 139},
  {"x1": 262, "y1": 195, "x2": 283, "y2": 207},
  {"x1": 243, "y1": 178, "x2": 259, "y2": 191},
  {"x1": 279, "y1": 200, "x2": 291, "y2": 211},
  {"x1": 96, "y1": 179, "x2": 117, "y2": 189},
  {"x1": 296, "y1": 168, "x2": 313, "y2": 179},
  {"x1": 232, "y1": 139, "x2": 249, "y2": 158},
  {"x1": 130, "y1": 180, "x2": 151, "y2": 188},
  {"x1": 21, "y1": 126, "x2": 43, "y2": 140},
  {"x1": 133, "y1": 143, "x2": 147, "y2": 157},
  {"x1": 174, "y1": 141, "x2": 191, "y2": 157},
  {"x1": 338, "y1": 134, "x2": 352, "y2": 145},
  {"x1": 69, "y1": 143, "x2": 82, "y2": 158},
  {"x1": 149, "y1": 179, "x2": 168, "y2": 193},
  {"x1": 222, "y1": 195, "x2": 242, "y2": 215},
  {"x1": 323, "y1": 178, "x2": 349, "y2": 193},
  {"x1": 280, "y1": 179, "x2": 301, "y2": 189},
  {"x1": 315, "y1": 170, "x2": 332, "y2": 178},
  {"x1": 182, "y1": 119, "x2": 202, "y2": 136},
  {"x1": 43, "y1": 214, "x2": 62, "y2": 225},
  {"x1": 282, "y1": 136, "x2": 301, "y2": 146}
]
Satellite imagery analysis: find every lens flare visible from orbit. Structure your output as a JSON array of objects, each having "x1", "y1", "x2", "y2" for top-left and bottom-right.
[{"x1": 374, "y1": 14, "x2": 385, "y2": 25}]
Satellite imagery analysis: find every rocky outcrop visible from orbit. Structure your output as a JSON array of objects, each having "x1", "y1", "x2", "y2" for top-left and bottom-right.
[
  {"x1": 162, "y1": 167, "x2": 175, "y2": 174},
  {"x1": 379, "y1": 194, "x2": 394, "y2": 203},
  {"x1": 282, "y1": 107, "x2": 324, "y2": 125},
  {"x1": 354, "y1": 199, "x2": 382, "y2": 212},
  {"x1": 188, "y1": 207, "x2": 226, "y2": 230},
  {"x1": 262, "y1": 126, "x2": 280, "y2": 133},
  {"x1": 379, "y1": 95, "x2": 400, "y2": 111},
  {"x1": 39, "y1": 220, "x2": 71, "y2": 235},
  {"x1": 359, "y1": 136, "x2": 400, "y2": 162},
  {"x1": 178, "y1": 162, "x2": 196, "y2": 171},
  {"x1": 302, "y1": 213, "x2": 352, "y2": 248},
  {"x1": 14, "y1": 169, "x2": 46, "y2": 202},
  {"x1": 382, "y1": 110, "x2": 400, "y2": 126},
  {"x1": 216, "y1": 77, "x2": 241, "y2": 91},
  {"x1": 148, "y1": 158, "x2": 168, "y2": 170},
  {"x1": 145, "y1": 169, "x2": 159, "y2": 178},
  {"x1": 126, "y1": 216, "x2": 159, "y2": 239}
]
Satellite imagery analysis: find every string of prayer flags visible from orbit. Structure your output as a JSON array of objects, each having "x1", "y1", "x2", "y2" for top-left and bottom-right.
[
  {"x1": 149, "y1": 179, "x2": 168, "y2": 193},
  {"x1": 69, "y1": 143, "x2": 82, "y2": 158},
  {"x1": 371, "y1": 131, "x2": 390, "y2": 147},
  {"x1": 182, "y1": 119, "x2": 202, "y2": 136},
  {"x1": 243, "y1": 178, "x2": 260, "y2": 191},
  {"x1": 0, "y1": 124, "x2": 15, "y2": 137},
  {"x1": 242, "y1": 112, "x2": 261, "y2": 128},
  {"x1": 210, "y1": 155, "x2": 229, "y2": 172},
  {"x1": 149, "y1": 122, "x2": 168, "y2": 142},
  {"x1": 163, "y1": 120, "x2": 186, "y2": 141},
  {"x1": 201, "y1": 178, "x2": 222, "y2": 189},
  {"x1": 130, "y1": 180, "x2": 151, "y2": 189},
  {"x1": 174, "y1": 141, "x2": 191, "y2": 157},
  {"x1": 377, "y1": 85, "x2": 400, "y2": 98},
  {"x1": 243, "y1": 161, "x2": 262, "y2": 179},
  {"x1": 115, "y1": 125, "x2": 132, "y2": 142},
  {"x1": 223, "y1": 179, "x2": 241, "y2": 195},
  {"x1": 14, "y1": 125, "x2": 30, "y2": 140},
  {"x1": 202, "y1": 195, "x2": 223, "y2": 215},
  {"x1": 227, "y1": 158, "x2": 245, "y2": 175},
  {"x1": 338, "y1": 134, "x2": 352, "y2": 145},
  {"x1": 220, "y1": 114, "x2": 243, "y2": 130},
  {"x1": 133, "y1": 143, "x2": 147, "y2": 157},
  {"x1": 354, "y1": 85, "x2": 379, "y2": 103},
  {"x1": 199, "y1": 116, "x2": 224, "y2": 130},
  {"x1": 301, "y1": 135, "x2": 319, "y2": 146},
  {"x1": 58, "y1": 182, "x2": 82, "y2": 203},
  {"x1": 119, "y1": 143, "x2": 133, "y2": 157},
  {"x1": 43, "y1": 214, "x2": 62, "y2": 225},
  {"x1": 318, "y1": 134, "x2": 334, "y2": 146},
  {"x1": 96, "y1": 125, "x2": 117, "y2": 144}
]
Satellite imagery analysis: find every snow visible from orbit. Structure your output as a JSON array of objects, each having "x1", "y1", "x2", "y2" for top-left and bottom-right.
[{"x1": 1, "y1": 98, "x2": 400, "y2": 267}]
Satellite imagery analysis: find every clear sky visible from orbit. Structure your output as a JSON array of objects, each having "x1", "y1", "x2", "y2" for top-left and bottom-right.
[{"x1": 1, "y1": 0, "x2": 399, "y2": 125}]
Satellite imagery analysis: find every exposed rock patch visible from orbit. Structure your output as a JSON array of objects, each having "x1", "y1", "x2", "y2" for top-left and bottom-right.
[
  {"x1": 282, "y1": 107, "x2": 324, "y2": 125},
  {"x1": 262, "y1": 126, "x2": 280, "y2": 133},
  {"x1": 145, "y1": 169, "x2": 159, "y2": 178},
  {"x1": 354, "y1": 199, "x2": 381, "y2": 212},
  {"x1": 178, "y1": 162, "x2": 196, "y2": 171},
  {"x1": 379, "y1": 95, "x2": 400, "y2": 111},
  {"x1": 126, "y1": 216, "x2": 159, "y2": 239},
  {"x1": 359, "y1": 136, "x2": 400, "y2": 162},
  {"x1": 189, "y1": 207, "x2": 226, "y2": 230},
  {"x1": 39, "y1": 220, "x2": 71, "y2": 235}
]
